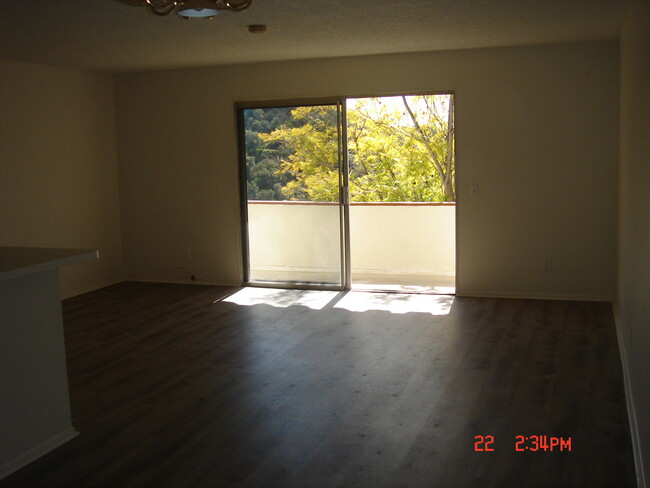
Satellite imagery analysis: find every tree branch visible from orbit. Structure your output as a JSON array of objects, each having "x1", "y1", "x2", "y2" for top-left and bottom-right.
[{"x1": 401, "y1": 96, "x2": 446, "y2": 181}]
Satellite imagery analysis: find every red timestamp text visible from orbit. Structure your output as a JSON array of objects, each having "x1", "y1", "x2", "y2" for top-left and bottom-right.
[
  {"x1": 474, "y1": 435, "x2": 572, "y2": 452},
  {"x1": 474, "y1": 435, "x2": 495, "y2": 451},
  {"x1": 515, "y1": 435, "x2": 572, "y2": 452}
]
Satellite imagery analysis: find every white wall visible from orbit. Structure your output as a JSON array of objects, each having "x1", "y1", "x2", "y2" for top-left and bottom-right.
[
  {"x1": 617, "y1": 0, "x2": 650, "y2": 485},
  {"x1": 0, "y1": 60, "x2": 123, "y2": 298},
  {"x1": 115, "y1": 41, "x2": 618, "y2": 300}
]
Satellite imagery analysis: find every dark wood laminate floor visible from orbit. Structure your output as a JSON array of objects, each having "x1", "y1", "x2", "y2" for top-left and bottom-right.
[{"x1": 1, "y1": 282, "x2": 636, "y2": 488}]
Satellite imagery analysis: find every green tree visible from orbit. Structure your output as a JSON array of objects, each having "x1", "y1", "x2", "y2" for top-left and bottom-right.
[
  {"x1": 259, "y1": 106, "x2": 340, "y2": 201},
  {"x1": 248, "y1": 95, "x2": 455, "y2": 202},
  {"x1": 347, "y1": 95, "x2": 455, "y2": 202},
  {"x1": 244, "y1": 107, "x2": 296, "y2": 200}
]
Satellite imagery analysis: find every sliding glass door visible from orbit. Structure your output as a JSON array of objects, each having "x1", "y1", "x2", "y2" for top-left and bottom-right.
[
  {"x1": 238, "y1": 93, "x2": 455, "y2": 293},
  {"x1": 238, "y1": 102, "x2": 347, "y2": 288}
]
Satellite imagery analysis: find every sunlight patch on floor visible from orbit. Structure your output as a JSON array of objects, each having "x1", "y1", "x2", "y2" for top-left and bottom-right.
[
  {"x1": 334, "y1": 292, "x2": 454, "y2": 315},
  {"x1": 222, "y1": 287, "x2": 339, "y2": 310}
]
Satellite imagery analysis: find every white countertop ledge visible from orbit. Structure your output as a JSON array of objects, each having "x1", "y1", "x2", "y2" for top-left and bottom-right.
[{"x1": 0, "y1": 247, "x2": 99, "y2": 282}]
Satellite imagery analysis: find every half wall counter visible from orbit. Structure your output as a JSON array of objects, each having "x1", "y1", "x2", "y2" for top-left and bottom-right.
[{"x1": 0, "y1": 247, "x2": 98, "y2": 479}]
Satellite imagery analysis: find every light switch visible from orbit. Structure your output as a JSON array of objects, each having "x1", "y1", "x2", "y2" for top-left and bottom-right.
[{"x1": 470, "y1": 184, "x2": 479, "y2": 198}]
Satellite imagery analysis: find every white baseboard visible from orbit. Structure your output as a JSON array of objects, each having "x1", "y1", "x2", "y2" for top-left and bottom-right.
[
  {"x1": 124, "y1": 281, "x2": 609, "y2": 302},
  {"x1": 126, "y1": 276, "x2": 242, "y2": 288},
  {"x1": 612, "y1": 303, "x2": 647, "y2": 488},
  {"x1": 61, "y1": 277, "x2": 124, "y2": 300},
  {"x1": 456, "y1": 289, "x2": 612, "y2": 302},
  {"x1": 0, "y1": 428, "x2": 79, "y2": 481}
]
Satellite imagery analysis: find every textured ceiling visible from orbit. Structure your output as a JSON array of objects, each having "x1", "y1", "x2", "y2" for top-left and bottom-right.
[{"x1": 0, "y1": 0, "x2": 630, "y2": 73}]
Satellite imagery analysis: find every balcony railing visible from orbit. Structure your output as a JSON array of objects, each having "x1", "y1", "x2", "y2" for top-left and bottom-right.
[{"x1": 247, "y1": 201, "x2": 455, "y2": 290}]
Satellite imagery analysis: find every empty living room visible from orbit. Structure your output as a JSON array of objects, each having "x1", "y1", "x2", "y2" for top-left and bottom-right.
[{"x1": 1, "y1": 1, "x2": 649, "y2": 487}]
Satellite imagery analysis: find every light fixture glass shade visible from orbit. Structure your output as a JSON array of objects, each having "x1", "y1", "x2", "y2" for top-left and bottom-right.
[
  {"x1": 178, "y1": 8, "x2": 219, "y2": 17},
  {"x1": 178, "y1": 0, "x2": 219, "y2": 17},
  {"x1": 128, "y1": 0, "x2": 252, "y2": 17}
]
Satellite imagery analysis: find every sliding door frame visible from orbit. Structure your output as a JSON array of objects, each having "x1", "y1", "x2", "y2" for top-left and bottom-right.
[
  {"x1": 338, "y1": 98, "x2": 352, "y2": 290},
  {"x1": 236, "y1": 97, "x2": 349, "y2": 291},
  {"x1": 236, "y1": 91, "x2": 456, "y2": 293}
]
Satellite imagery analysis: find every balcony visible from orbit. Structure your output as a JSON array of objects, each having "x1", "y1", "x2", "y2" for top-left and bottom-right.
[{"x1": 247, "y1": 201, "x2": 455, "y2": 293}]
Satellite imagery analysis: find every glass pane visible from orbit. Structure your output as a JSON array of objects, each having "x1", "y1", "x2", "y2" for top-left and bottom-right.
[
  {"x1": 243, "y1": 105, "x2": 342, "y2": 286},
  {"x1": 346, "y1": 95, "x2": 456, "y2": 293}
]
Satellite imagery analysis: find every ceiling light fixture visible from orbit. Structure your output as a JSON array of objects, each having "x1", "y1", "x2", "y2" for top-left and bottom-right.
[{"x1": 122, "y1": 0, "x2": 252, "y2": 19}]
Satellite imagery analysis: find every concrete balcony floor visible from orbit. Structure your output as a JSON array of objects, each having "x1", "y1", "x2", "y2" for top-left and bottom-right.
[
  {"x1": 250, "y1": 269, "x2": 456, "y2": 295},
  {"x1": 352, "y1": 272, "x2": 455, "y2": 294}
]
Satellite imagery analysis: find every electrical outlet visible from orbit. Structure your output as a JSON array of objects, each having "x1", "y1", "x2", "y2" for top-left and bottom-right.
[{"x1": 543, "y1": 259, "x2": 552, "y2": 272}]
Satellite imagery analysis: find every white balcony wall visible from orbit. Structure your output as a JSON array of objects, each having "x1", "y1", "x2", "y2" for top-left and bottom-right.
[
  {"x1": 247, "y1": 202, "x2": 341, "y2": 276},
  {"x1": 247, "y1": 202, "x2": 455, "y2": 278},
  {"x1": 350, "y1": 204, "x2": 455, "y2": 277}
]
